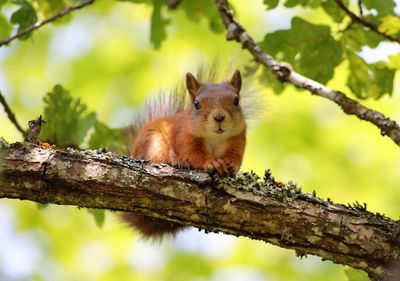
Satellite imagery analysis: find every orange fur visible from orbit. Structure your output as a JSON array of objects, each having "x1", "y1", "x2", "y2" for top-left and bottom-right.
[{"x1": 125, "y1": 70, "x2": 246, "y2": 240}]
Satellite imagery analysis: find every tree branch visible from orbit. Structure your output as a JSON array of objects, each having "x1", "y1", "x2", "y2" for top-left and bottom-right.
[
  {"x1": 357, "y1": 0, "x2": 364, "y2": 16},
  {"x1": 0, "y1": 91, "x2": 26, "y2": 139},
  {"x1": 0, "y1": 140, "x2": 399, "y2": 281},
  {"x1": 215, "y1": 0, "x2": 400, "y2": 147},
  {"x1": 334, "y1": 0, "x2": 400, "y2": 44},
  {"x1": 0, "y1": 0, "x2": 95, "y2": 48},
  {"x1": 166, "y1": 0, "x2": 182, "y2": 10}
]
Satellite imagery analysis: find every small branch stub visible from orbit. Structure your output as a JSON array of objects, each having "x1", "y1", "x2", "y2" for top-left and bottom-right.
[{"x1": 26, "y1": 115, "x2": 46, "y2": 144}]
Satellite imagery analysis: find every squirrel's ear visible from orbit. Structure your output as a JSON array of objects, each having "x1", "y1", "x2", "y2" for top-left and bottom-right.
[
  {"x1": 230, "y1": 69, "x2": 242, "y2": 94},
  {"x1": 186, "y1": 73, "x2": 201, "y2": 99}
]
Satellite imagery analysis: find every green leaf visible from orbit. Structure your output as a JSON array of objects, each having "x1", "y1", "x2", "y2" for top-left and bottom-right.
[
  {"x1": 386, "y1": 53, "x2": 400, "y2": 70},
  {"x1": 41, "y1": 85, "x2": 97, "y2": 147},
  {"x1": 347, "y1": 52, "x2": 395, "y2": 99},
  {"x1": 36, "y1": 203, "x2": 48, "y2": 209},
  {"x1": 260, "y1": 17, "x2": 343, "y2": 85},
  {"x1": 342, "y1": 25, "x2": 382, "y2": 52},
  {"x1": 263, "y1": 0, "x2": 279, "y2": 10},
  {"x1": 31, "y1": 0, "x2": 67, "y2": 17},
  {"x1": 343, "y1": 267, "x2": 370, "y2": 281},
  {"x1": 379, "y1": 15, "x2": 400, "y2": 36},
  {"x1": 180, "y1": 0, "x2": 224, "y2": 33},
  {"x1": 284, "y1": 0, "x2": 321, "y2": 8},
  {"x1": 0, "y1": 12, "x2": 12, "y2": 40},
  {"x1": 88, "y1": 121, "x2": 126, "y2": 154},
  {"x1": 87, "y1": 209, "x2": 105, "y2": 228},
  {"x1": 363, "y1": 0, "x2": 395, "y2": 16},
  {"x1": 10, "y1": 0, "x2": 38, "y2": 40},
  {"x1": 321, "y1": 0, "x2": 345, "y2": 23},
  {"x1": 150, "y1": 0, "x2": 169, "y2": 49}
]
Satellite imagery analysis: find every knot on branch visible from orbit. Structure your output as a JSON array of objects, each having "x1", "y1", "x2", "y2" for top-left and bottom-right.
[
  {"x1": 272, "y1": 62, "x2": 292, "y2": 82},
  {"x1": 226, "y1": 23, "x2": 238, "y2": 40},
  {"x1": 281, "y1": 227, "x2": 295, "y2": 244}
]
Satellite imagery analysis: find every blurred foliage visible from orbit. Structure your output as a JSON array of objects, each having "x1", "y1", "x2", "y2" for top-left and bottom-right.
[
  {"x1": 344, "y1": 267, "x2": 370, "y2": 281},
  {"x1": 41, "y1": 84, "x2": 126, "y2": 152},
  {"x1": 87, "y1": 208, "x2": 105, "y2": 228},
  {"x1": 379, "y1": 15, "x2": 400, "y2": 37},
  {"x1": 0, "y1": 0, "x2": 400, "y2": 281},
  {"x1": 41, "y1": 84, "x2": 97, "y2": 147},
  {"x1": 88, "y1": 121, "x2": 126, "y2": 153},
  {"x1": 9, "y1": 0, "x2": 37, "y2": 40}
]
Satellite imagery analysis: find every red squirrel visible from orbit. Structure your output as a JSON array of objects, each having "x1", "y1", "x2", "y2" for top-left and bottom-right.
[{"x1": 122, "y1": 70, "x2": 246, "y2": 239}]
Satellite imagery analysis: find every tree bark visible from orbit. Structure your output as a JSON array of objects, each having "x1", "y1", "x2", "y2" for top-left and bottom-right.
[{"x1": 0, "y1": 140, "x2": 399, "y2": 280}]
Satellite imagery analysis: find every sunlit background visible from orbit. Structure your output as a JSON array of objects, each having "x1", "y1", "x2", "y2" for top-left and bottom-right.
[{"x1": 1, "y1": 0, "x2": 400, "y2": 280}]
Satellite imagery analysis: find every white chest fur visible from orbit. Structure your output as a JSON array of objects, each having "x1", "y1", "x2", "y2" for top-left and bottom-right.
[{"x1": 204, "y1": 136, "x2": 228, "y2": 158}]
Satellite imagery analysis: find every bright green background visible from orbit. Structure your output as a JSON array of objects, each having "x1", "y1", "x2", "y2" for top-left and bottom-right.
[{"x1": 0, "y1": 0, "x2": 399, "y2": 280}]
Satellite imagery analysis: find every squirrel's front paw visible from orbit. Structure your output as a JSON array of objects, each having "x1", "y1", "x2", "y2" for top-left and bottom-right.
[
  {"x1": 204, "y1": 158, "x2": 229, "y2": 175},
  {"x1": 224, "y1": 159, "x2": 240, "y2": 174},
  {"x1": 172, "y1": 159, "x2": 191, "y2": 169}
]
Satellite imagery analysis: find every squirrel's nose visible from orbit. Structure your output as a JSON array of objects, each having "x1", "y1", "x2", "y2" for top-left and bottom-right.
[{"x1": 213, "y1": 112, "x2": 225, "y2": 122}]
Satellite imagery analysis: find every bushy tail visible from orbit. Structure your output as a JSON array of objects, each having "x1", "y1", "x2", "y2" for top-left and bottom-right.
[{"x1": 125, "y1": 83, "x2": 187, "y2": 155}]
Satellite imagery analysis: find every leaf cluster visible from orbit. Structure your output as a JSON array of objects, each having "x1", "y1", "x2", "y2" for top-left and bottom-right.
[
  {"x1": 260, "y1": 0, "x2": 398, "y2": 99},
  {"x1": 40, "y1": 84, "x2": 125, "y2": 153},
  {"x1": 0, "y1": 0, "x2": 76, "y2": 41}
]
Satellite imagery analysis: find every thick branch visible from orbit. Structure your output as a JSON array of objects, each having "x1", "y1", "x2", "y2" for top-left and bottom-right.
[
  {"x1": 0, "y1": 141, "x2": 399, "y2": 280},
  {"x1": 0, "y1": 91, "x2": 26, "y2": 138},
  {"x1": 215, "y1": 0, "x2": 400, "y2": 147},
  {"x1": 0, "y1": 0, "x2": 95, "y2": 48},
  {"x1": 334, "y1": 0, "x2": 400, "y2": 44}
]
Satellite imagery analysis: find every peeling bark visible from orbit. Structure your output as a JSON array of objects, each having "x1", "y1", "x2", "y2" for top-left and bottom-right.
[{"x1": 0, "y1": 141, "x2": 399, "y2": 280}]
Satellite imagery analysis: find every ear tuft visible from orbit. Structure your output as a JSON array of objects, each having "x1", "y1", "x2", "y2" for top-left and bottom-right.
[
  {"x1": 186, "y1": 73, "x2": 201, "y2": 99},
  {"x1": 230, "y1": 69, "x2": 242, "y2": 94}
]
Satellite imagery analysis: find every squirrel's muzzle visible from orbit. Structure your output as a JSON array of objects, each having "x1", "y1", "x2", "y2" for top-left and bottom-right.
[{"x1": 213, "y1": 111, "x2": 225, "y2": 123}]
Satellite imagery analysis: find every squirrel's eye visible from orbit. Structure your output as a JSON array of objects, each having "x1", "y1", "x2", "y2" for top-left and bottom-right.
[
  {"x1": 233, "y1": 97, "x2": 240, "y2": 106},
  {"x1": 194, "y1": 100, "x2": 201, "y2": 110}
]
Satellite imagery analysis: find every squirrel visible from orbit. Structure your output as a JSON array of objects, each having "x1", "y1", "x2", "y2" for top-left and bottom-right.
[{"x1": 121, "y1": 69, "x2": 247, "y2": 240}]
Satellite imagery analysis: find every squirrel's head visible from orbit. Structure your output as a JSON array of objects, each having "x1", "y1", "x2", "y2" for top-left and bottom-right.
[{"x1": 186, "y1": 70, "x2": 246, "y2": 138}]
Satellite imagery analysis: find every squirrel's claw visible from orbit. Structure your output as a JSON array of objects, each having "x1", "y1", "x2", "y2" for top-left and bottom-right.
[
  {"x1": 225, "y1": 159, "x2": 239, "y2": 174},
  {"x1": 205, "y1": 158, "x2": 230, "y2": 175},
  {"x1": 172, "y1": 159, "x2": 191, "y2": 169}
]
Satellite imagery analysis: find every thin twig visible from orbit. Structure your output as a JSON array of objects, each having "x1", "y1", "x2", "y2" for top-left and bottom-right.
[
  {"x1": 357, "y1": 0, "x2": 363, "y2": 16},
  {"x1": 0, "y1": 0, "x2": 95, "y2": 48},
  {"x1": 334, "y1": 0, "x2": 400, "y2": 43},
  {"x1": 0, "y1": 91, "x2": 26, "y2": 138},
  {"x1": 215, "y1": 0, "x2": 400, "y2": 147}
]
